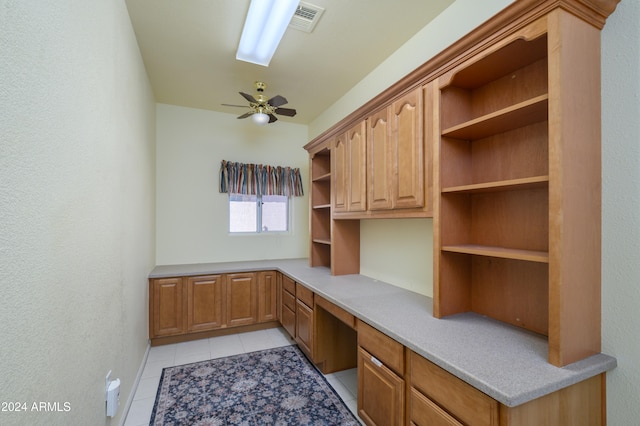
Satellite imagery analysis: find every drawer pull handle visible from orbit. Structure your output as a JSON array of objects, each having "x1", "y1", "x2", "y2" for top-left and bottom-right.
[{"x1": 370, "y1": 356, "x2": 383, "y2": 368}]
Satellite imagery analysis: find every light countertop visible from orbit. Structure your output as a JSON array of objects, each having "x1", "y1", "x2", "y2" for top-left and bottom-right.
[{"x1": 149, "y1": 258, "x2": 617, "y2": 407}]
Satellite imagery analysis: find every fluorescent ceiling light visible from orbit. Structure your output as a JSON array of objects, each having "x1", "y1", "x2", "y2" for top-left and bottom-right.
[{"x1": 236, "y1": 0, "x2": 299, "y2": 67}]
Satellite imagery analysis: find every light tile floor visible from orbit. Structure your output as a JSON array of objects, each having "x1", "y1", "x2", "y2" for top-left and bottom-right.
[{"x1": 124, "y1": 327, "x2": 362, "y2": 425}]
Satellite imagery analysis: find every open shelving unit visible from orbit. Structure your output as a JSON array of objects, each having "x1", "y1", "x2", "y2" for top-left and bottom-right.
[
  {"x1": 309, "y1": 142, "x2": 360, "y2": 275},
  {"x1": 434, "y1": 11, "x2": 603, "y2": 367},
  {"x1": 310, "y1": 146, "x2": 332, "y2": 268}
]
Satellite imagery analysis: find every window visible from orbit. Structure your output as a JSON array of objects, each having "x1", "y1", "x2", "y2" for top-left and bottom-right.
[{"x1": 229, "y1": 194, "x2": 289, "y2": 233}]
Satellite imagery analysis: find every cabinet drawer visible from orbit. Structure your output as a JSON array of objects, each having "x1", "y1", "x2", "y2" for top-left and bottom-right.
[
  {"x1": 410, "y1": 387, "x2": 462, "y2": 426},
  {"x1": 315, "y1": 295, "x2": 355, "y2": 329},
  {"x1": 282, "y1": 274, "x2": 296, "y2": 295},
  {"x1": 409, "y1": 351, "x2": 498, "y2": 426},
  {"x1": 357, "y1": 319, "x2": 404, "y2": 376},
  {"x1": 296, "y1": 282, "x2": 314, "y2": 308},
  {"x1": 282, "y1": 288, "x2": 296, "y2": 311}
]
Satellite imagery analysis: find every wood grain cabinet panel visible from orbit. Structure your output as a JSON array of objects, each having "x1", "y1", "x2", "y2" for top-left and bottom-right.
[
  {"x1": 150, "y1": 277, "x2": 185, "y2": 338},
  {"x1": 186, "y1": 275, "x2": 223, "y2": 332},
  {"x1": 391, "y1": 88, "x2": 424, "y2": 210},
  {"x1": 257, "y1": 271, "x2": 277, "y2": 323},
  {"x1": 367, "y1": 107, "x2": 393, "y2": 210},
  {"x1": 226, "y1": 272, "x2": 257, "y2": 327},
  {"x1": 409, "y1": 351, "x2": 498, "y2": 426},
  {"x1": 295, "y1": 299, "x2": 314, "y2": 357},
  {"x1": 358, "y1": 347, "x2": 405, "y2": 426}
]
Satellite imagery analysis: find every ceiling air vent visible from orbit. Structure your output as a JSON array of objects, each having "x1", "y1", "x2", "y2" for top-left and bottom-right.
[{"x1": 289, "y1": 2, "x2": 325, "y2": 33}]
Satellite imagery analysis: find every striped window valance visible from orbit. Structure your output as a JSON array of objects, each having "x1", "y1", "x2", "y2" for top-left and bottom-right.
[{"x1": 219, "y1": 160, "x2": 304, "y2": 197}]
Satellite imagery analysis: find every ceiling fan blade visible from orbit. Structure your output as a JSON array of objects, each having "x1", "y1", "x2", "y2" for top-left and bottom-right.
[
  {"x1": 268, "y1": 114, "x2": 278, "y2": 123},
  {"x1": 267, "y1": 95, "x2": 288, "y2": 107},
  {"x1": 239, "y1": 92, "x2": 257, "y2": 103},
  {"x1": 275, "y1": 107, "x2": 297, "y2": 117},
  {"x1": 222, "y1": 103, "x2": 250, "y2": 108},
  {"x1": 237, "y1": 111, "x2": 254, "y2": 119}
]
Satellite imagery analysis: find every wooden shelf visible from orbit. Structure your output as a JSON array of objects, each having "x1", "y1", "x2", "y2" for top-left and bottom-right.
[
  {"x1": 442, "y1": 176, "x2": 549, "y2": 194},
  {"x1": 313, "y1": 172, "x2": 331, "y2": 182},
  {"x1": 312, "y1": 238, "x2": 331, "y2": 246},
  {"x1": 442, "y1": 244, "x2": 549, "y2": 263},
  {"x1": 442, "y1": 94, "x2": 548, "y2": 140}
]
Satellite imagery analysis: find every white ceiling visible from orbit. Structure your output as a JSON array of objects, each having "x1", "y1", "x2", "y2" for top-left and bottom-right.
[{"x1": 125, "y1": 0, "x2": 455, "y2": 125}]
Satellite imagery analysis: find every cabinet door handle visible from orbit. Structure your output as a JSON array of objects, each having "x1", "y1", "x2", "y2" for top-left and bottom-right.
[{"x1": 370, "y1": 355, "x2": 383, "y2": 368}]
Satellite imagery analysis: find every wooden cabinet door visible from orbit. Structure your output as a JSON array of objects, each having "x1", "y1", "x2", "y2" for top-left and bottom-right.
[
  {"x1": 347, "y1": 120, "x2": 367, "y2": 212},
  {"x1": 333, "y1": 133, "x2": 348, "y2": 212},
  {"x1": 281, "y1": 304, "x2": 296, "y2": 338},
  {"x1": 358, "y1": 347, "x2": 405, "y2": 426},
  {"x1": 257, "y1": 271, "x2": 277, "y2": 322},
  {"x1": 150, "y1": 277, "x2": 185, "y2": 338},
  {"x1": 226, "y1": 272, "x2": 257, "y2": 327},
  {"x1": 295, "y1": 299, "x2": 314, "y2": 357},
  {"x1": 186, "y1": 275, "x2": 223, "y2": 332},
  {"x1": 391, "y1": 88, "x2": 424, "y2": 209},
  {"x1": 368, "y1": 108, "x2": 393, "y2": 210}
]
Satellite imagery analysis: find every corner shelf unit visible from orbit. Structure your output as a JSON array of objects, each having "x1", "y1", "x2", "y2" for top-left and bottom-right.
[
  {"x1": 434, "y1": 11, "x2": 603, "y2": 367},
  {"x1": 309, "y1": 142, "x2": 360, "y2": 275}
]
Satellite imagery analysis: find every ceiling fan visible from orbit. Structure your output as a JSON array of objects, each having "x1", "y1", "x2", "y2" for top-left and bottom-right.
[{"x1": 222, "y1": 81, "x2": 297, "y2": 125}]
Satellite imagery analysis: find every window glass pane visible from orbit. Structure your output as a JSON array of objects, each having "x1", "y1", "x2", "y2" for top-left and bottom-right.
[
  {"x1": 229, "y1": 194, "x2": 257, "y2": 232},
  {"x1": 261, "y1": 195, "x2": 288, "y2": 232}
]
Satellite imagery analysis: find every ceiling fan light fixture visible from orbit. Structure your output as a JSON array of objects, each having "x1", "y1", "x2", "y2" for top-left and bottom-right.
[
  {"x1": 236, "y1": 0, "x2": 299, "y2": 67},
  {"x1": 252, "y1": 111, "x2": 270, "y2": 125}
]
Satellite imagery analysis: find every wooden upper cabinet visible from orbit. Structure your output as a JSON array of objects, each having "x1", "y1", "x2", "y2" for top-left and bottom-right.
[
  {"x1": 367, "y1": 108, "x2": 393, "y2": 210},
  {"x1": 367, "y1": 87, "x2": 427, "y2": 214},
  {"x1": 391, "y1": 88, "x2": 424, "y2": 210},
  {"x1": 333, "y1": 133, "x2": 347, "y2": 213},
  {"x1": 347, "y1": 121, "x2": 367, "y2": 212},
  {"x1": 333, "y1": 121, "x2": 367, "y2": 213}
]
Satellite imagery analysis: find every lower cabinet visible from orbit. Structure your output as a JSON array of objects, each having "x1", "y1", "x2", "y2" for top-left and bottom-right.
[
  {"x1": 358, "y1": 347, "x2": 405, "y2": 426},
  {"x1": 149, "y1": 270, "x2": 277, "y2": 343},
  {"x1": 186, "y1": 275, "x2": 224, "y2": 332},
  {"x1": 295, "y1": 283, "x2": 314, "y2": 358},
  {"x1": 357, "y1": 320, "x2": 405, "y2": 426},
  {"x1": 280, "y1": 274, "x2": 296, "y2": 338},
  {"x1": 258, "y1": 271, "x2": 277, "y2": 322},
  {"x1": 150, "y1": 277, "x2": 185, "y2": 337},
  {"x1": 408, "y1": 350, "x2": 498, "y2": 426},
  {"x1": 226, "y1": 272, "x2": 257, "y2": 327}
]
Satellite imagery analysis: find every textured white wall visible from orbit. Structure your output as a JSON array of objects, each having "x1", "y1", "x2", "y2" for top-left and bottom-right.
[
  {"x1": 0, "y1": 1, "x2": 155, "y2": 425},
  {"x1": 601, "y1": 0, "x2": 640, "y2": 424},
  {"x1": 155, "y1": 104, "x2": 309, "y2": 265}
]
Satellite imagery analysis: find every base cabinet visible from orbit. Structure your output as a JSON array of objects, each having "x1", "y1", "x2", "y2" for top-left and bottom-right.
[
  {"x1": 357, "y1": 320, "x2": 405, "y2": 426},
  {"x1": 408, "y1": 351, "x2": 498, "y2": 426},
  {"x1": 149, "y1": 271, "x2": 276, "y2": 343},
  {"x1": 258, "y1": 271, "x2": 277, "y2": 322},
  {"x1": 186, "y1": 275, "x2": 224, "y2": 332},
  {"x1": 150, "y1": 277, "x2": 185, "y2": 337},
  {"x1": 280, "y1": 274, "x2": 297, "y2": 338},
  {"x1": 358, "y1": 347, "x2": 405, "y2": 426},
  {"x1": 295, "y1": 283, "x2": 315, "y2": 358}
]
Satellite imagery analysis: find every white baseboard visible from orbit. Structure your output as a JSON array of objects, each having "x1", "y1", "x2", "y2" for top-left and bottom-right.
[{"x1": 119, "y1": 340, "x2": 151, "y2": 426}]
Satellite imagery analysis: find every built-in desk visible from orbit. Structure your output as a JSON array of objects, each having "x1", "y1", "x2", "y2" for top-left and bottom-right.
[{"x1": 149, "y1": 258, "x2": 616, "y2": 420}]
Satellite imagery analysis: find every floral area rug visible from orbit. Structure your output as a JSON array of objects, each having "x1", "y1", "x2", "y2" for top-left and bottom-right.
[{"x1": 150, "y1": 344, "x2": 360, "y2": 425}]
